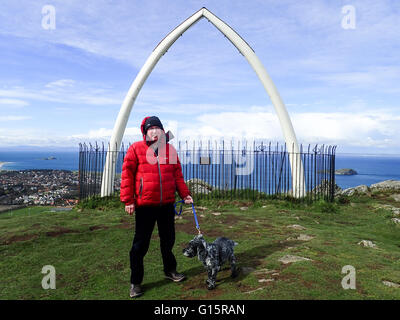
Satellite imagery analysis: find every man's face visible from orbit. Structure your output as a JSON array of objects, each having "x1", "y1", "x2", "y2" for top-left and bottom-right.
[{"x1": 146, "y1": 126, "x2": 163, "y2": 142}]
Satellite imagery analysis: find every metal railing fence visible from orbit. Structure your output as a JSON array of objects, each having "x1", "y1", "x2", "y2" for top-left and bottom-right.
[{"x1": 78, "y1": 141, "x2": 336, "y2": 202}]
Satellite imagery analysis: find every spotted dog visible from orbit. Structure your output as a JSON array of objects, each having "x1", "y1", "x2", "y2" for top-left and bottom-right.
[{"x1": 182, "y1": 234, "x2": 239, "y2": 290}]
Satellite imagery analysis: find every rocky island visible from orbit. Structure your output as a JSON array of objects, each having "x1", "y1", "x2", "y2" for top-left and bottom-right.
[{"x1": 335, "y1": 168, "x2": 358, "y2": 175}]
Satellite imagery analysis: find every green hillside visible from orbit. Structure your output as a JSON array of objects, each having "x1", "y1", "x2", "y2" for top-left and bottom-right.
[{"x1": 1, "y1": 193, "x2": 399, "y2": 300}]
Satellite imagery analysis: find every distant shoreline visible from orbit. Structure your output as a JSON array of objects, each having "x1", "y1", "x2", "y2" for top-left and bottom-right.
[
  {"x1": 0, "y1": 162, "x2": 7, "y2": 170},
  {"x1": 0, "y1": 162, "x2": 15, "y2": 170}
]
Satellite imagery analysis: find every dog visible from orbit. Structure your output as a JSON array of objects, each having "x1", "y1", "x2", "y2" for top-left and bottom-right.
[{"x1": 182, "y1": 234, "x2": 239, "y2": 290}]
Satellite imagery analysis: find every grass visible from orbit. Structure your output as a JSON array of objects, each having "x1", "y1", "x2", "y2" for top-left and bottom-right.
[{"x1": 0, "y1": 193, "x2": 399, "y2": 300}]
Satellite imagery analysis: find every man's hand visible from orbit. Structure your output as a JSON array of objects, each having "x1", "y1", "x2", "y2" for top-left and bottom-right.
[
  {"x1": 183, "y1": 195, "x2": 193, "y2": 204},
  {"x1": 125, "y1": 204, "x2": 135, "y2": 215}
]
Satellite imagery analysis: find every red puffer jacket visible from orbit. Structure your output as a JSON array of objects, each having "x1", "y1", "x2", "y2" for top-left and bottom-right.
[{"x1": 120, "y1": 117, "x2": 190, "y2": 207}]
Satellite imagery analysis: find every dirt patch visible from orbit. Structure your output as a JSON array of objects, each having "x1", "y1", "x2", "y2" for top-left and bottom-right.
[
  {"x1": 203, "y1": 216, "x2": 274, "y2": 238},
  {"x1": 89, "y1": 225, "x2": 109, "y2": 231},
  {"x1": 214, "y1": 200, "x2": 254, "y2": 208},
  {"x1": 220, "y1": 214, "x2": 241, "y2": 225},
  {"x1": 195, "y1": 214, "x2": 249, "y2": 238},
  {"x1": 111, "y1": 262, "x2": 124, "y2": 271},
  {"x1": 116, "y1": 218, "x2": 133, "y2": 230},
  {"x1": 181, "y1": 272, "x2": 225, "y2": 300},
  {"x1": 70, "y1": 268, "x2": 90, "y2": 291},
  {"x1": 301, "y1": 279, "x2": 314, "y2": 289},
  {"x1": 237, "y1": 282, "x2": 262, "y2": 294},
  {"x1": 46, "y1": 227, "x2": 79, "y2": 237},
  {"x1": 1, "y1": 233, "x2": 38, "y2": 245},
  {"x1": 176, "y1": 210, "x2": 264, "y2": 237},
  {"x1": 175, "y1": 220, "x2": 199, "y2": 235},
  {"x1": 365, "y1": 263, "x2": 385, "y2": 270}
]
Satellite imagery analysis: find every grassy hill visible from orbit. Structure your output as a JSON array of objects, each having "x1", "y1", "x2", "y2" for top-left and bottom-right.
[{"x1": 1, "y1": 193, "x2": 399, "y2": 300}]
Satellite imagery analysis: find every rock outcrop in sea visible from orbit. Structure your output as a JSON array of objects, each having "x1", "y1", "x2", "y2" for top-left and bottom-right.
[{"x1": 335, "y1": 168, "x2": 358, "y2": 175}]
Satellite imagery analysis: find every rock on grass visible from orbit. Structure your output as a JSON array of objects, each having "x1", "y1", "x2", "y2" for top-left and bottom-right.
[
  {"x1": 279, "y1": 255, "x2": 313, "y2": 264},
  {"x1": 357, "y1": 240, "x2": 378, "y2": 249}
]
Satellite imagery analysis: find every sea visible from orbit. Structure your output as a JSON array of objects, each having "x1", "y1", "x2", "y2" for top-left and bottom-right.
[
  {"x1": 0, "y1": 151, "x2": 79, "y2": 172},
  {"x1": 1, "y1": 151, "x2": 400, "y2": 190}
]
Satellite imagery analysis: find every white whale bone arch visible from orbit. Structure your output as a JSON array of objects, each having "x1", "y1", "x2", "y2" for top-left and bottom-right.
[{"x1": 101, "y1": 7, "x2": 305, "y2": 198}]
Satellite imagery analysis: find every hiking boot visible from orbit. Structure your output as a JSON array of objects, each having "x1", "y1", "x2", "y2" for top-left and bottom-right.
[
  {"x1": 130, "y1": 284, "x2": 143, "y2": 298},
  {"x1": 165, "y1": 271, "x2": 186, "y2": 282}
]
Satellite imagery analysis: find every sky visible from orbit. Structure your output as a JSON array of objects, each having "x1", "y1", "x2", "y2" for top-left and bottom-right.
[{"x1": 0, "y1": 0, "x2": 399, "y2": 154}]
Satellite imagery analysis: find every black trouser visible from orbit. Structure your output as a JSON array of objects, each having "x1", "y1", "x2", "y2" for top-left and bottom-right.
[{"x1": 129, "y1": 203, "x2": 177, "y2": 285}]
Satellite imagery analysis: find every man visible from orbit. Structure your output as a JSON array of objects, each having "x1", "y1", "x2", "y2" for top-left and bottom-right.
[{"x1": 120, "y1": 116, "x2": 193, "y2": 298}]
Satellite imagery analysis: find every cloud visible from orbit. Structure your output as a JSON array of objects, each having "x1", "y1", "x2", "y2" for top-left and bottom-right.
[
  {"x1": 70, "y1": 127, "x2": 142, "y2": 140},
  {"x1": 173, "y1": 108, "x2": 400, "y2": 150},
  {"x1": 0, "y1": 99, "x2": 29, "y2": 107},
  {"x1": 0, "y1": 115, "x2": 31, "y2": 121},
  {"x1": 45, "y1": 79, "x2": 75, "y2": 88},
  {"x1": 317, "y1": 66, "x2": 400, "y2": 89},
  {"x1": 0, "y1": 83, "x2": 123, "y2": 106},
  {"x1": 0, "y1": 107, "x2": 399, "y2": 153}
]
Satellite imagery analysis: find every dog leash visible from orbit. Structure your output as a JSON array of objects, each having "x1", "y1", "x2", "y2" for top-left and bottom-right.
[{"x1": 174, "y1": 200, "x2": 201, "y2": 234}]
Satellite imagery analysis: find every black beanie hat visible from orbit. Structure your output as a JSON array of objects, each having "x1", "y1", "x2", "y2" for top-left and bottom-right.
[{"x1": 143, "y1": 116, "x2": 164, "y2": 135}]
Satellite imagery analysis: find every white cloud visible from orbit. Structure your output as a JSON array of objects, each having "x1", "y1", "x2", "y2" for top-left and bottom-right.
[
  {"x1": 0, "y1": 99, "x2": 29, "y2": 107},
  {"x1": 70, "y1": 127, "x2": 142, "y2": 140},
  {"x1": 173, "y1": 108, "x2": 400, "y2": 150},
  {"x1": 0, "y1": 115, "x2": 31, "y2": 121},
  {"x1": 317, "y1": 67, "x2": 400, "y2": 89},
  {"x1": 0, "y1": 107, "x2": 399, "y2": 153},
  {"x1": 0, "y1": 84, "x2": 123, "y2": 106},
  {"x1": 45, "y1": 79, "x2": 76, "y2": 88}
]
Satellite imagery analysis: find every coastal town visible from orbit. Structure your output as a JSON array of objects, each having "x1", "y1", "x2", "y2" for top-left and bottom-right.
[{"x1": 0, "y1": 169, "x2": 79, "y2": 206}]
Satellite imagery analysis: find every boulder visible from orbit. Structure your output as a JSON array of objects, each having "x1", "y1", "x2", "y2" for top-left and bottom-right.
[
  {"x1": 354, "y1": 185, "x2": 369, "y2": 193},
  {"x1": 297, "y1": 234, "x2": 315, "y2": 241},
  {"x1": 279, "y1": 255, "x2": 313, "y2": 264},
  {"x1": 382, "y1": 280, "x2": 400, "y2": 288},
  {"x1": 335, "y1": 168, "x2": 358, "y2": 175},
  {"x1": 286, "y1": 234, "x2": 315, "y2": 241},
  {"x1": 195, "y1": 206, "x2": 208, "y2": 211},
  {"x1": 253, "y1": 268, "x2": 278, "y2": 275},
  {"x1": 258, "y1": 279, "x2": 274, "y2": 283},
  {"x1": 357, "y1": 240, "x2": 377, "y2": 249},
  {"x1": 390, "y1": 194, "x2": 400, "y2": 202},
  {"x1": 340, "y1": 185, "x2": 369, "y2": 196},
  {"x1": 370, "y1": 180, "x2": 400, "y2": 191},
  {"x1": 391, "y1": 218, "x2": 400, "y2": 224},
  {"x1": 186, "y1": 178, "x2": 213, "y2": 195},
  {"x1": 286, "y1": 224, "x2": 306, "y2": 230},
  {"x1": 341, "y1": 188, "x2": 355, "y2": 196},
  {"x1": 374, "y1": 204, "x2": 400, "y2": 216}
]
